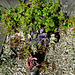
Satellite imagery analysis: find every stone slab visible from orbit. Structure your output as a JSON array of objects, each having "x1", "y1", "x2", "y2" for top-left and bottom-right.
[{"x1": 0, "y1": 22, "x2": 6, "y2": 55}]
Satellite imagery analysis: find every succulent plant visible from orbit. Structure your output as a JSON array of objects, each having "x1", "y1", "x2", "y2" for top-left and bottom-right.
[
  {"x1": 18, "y1": 45, "x2": 32, "y2": 59},
  {"x1": 26, "y1": 54, "x2": 39, "y2": 69},
  {"x1": 9, "y1": 36, "x2": 21, "y2": 48},
  {"x1": 25, "y1": 27, "x2": 50, "y2": 48}
]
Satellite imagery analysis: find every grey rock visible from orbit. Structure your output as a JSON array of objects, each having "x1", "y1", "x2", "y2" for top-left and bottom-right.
[{"x1": 0, "y1": 22, "x2": 6, "y2": 56}]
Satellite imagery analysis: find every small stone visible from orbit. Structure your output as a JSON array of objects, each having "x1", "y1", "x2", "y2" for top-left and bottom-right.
[
  {"x1": 17, "y1": 68, "x2": 22, "y2": 71},
  {"x1": 18, "y1": 64, "x2": 22, "y2": 68},
  {"x1": 0, "y1": 68, "x2": 2, "y2": 72},
  {"x1": 21, "y1": 67, "x2": 26, "y2": 72}
]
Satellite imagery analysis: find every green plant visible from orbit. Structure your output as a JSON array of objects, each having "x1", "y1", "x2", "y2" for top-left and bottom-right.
[
  {"x1": 9, "y1": 36, "x2": 21, "y2": 48},
  {"x1": 66, "y1": 45, "x2": 68, "y2": 48},
  {"x1": 18, "y1": 45, "x2": 32, "y2": 59},
  {"x1": 2, "y1": 43, "x2": 5, "y2": 46},
  {"x1": 72, "y1": 30, "x2": 75, "y2": 38},
  {"x1": 71, "y1": 48, "x2": 74, "y2": 52},
  {"x1": 72, "y1": 58, "x2": 75, "y2": 61},
  {"x1": 68, "y1": 17, "x2": 75, "y2": 27},
  {"x1": 0, "y1": 0, "x2": 67, "y2": 35},
  {"x1": 68, "y1": 17, "x2": 75, "y2": 38},
  {"x1": 0, "y1": 54, "x2": 15, "y2": 75},
  {"x1": 0, "y1": 54, "x2": 15, "y2": 67}
]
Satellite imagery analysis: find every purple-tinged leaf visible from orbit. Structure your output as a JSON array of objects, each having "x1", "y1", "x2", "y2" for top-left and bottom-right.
[
  {"x1": 38, "y1": 33, "x2": 47, "y2": 38},
  {"x1": 41, "y1": 38, "x2": 50, "y2": 46},
  {"x1": 39, "y1": 27, "x2": 44, "y2": 33}
]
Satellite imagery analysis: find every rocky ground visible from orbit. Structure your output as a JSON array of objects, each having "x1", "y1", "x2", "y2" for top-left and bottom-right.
[{"x1": 0, "y1": 26, "x2": 75, "y2": 75}]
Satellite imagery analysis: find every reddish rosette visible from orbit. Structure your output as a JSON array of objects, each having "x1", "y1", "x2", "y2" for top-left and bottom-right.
[{"x1": 26, "y1": 54, "x2": 39, "y2": 69}]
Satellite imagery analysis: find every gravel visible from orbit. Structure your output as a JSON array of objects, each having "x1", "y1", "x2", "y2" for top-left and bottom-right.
[{"x1": 0, "y1": 27, "x2": 75, "y2": 75}]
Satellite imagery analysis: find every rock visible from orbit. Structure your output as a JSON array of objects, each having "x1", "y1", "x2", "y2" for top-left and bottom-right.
[
  {"x1": 0, "y1": 68, "x2": 2, "y2": 73},
  {"x1": 21, "y1": 67, "x2": 26, "y2": 72},
  {"x1": 0, "y1": 22, "x2": 6, "y2": 56},
  {"x1": 17, "y1": 68, "x2": 22, "y2": 71}
]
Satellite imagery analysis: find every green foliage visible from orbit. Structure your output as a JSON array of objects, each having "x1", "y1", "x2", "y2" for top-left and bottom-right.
[
  {"x1": 2, "y1": 43, "x2": 5, "y2": 46},
  {"x1": 0, "y1": 54, "x2": 15, "y2": 67},
  {"x1": 18, "y1": 45, "x2": 32, "y2": 59},
  {"x1": 45, "y1": 66, "x2": 48, "y2": 69},
  {"x1": 73, "y1": 30, "x2": 75, "y2": 38},
  {"x1": 0, "y1": 0, "x2": 67, "y2": 35},
  {"x1": 71, "y1": 48, "x2": 74, "y2": 52},
  {"x1": 0, "y1": 54, "x2": 15, "y2": 75},
  {"x1": 37, "y1": 43, "x2": 41, "y2": 49},
  {"x1": 72, "y1": 58, "x2": 75, "y2": 61},
  {"x1": 67, "y1": 17, "x2": 75, "y2": 38},
  {"x1": 9, "y1": 37, "x2": 21, "y2": 48},
  {"x1": 66, "y1": 45, "x2": 68, "y2": 48}
]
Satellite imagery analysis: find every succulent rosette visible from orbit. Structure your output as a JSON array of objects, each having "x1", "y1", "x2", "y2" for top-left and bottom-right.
[
  {"x1": 26, "y1": 54, "x2": 39, "y2": 69},
  {"x1": 25, "y1": 27, "x2": 50, "y2": 47}
]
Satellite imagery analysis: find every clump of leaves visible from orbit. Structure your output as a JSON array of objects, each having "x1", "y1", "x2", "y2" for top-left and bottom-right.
[
  {"x1": 1, "y1": 7, "x2": 21, "y2": 34},
  {"x1": 67, "y1": 17, "x2": 75, "y2": 38},
  {"x1": 72, "y1": 28, "x2": 75, "y2": 38},
  {"x1": 21, "y1": 0, "x2": 66, "y2": 35},
  {"x1": 9, "y1": 36, "x2": 21, "y2": 48},
  {"x1": 68, "y1": 17, "x2": 75, "y2": 27},
  {"x1": 71, "y1": 48, "x2": 74, "y2": 52},
  {"x1": 0, "y1": 54, "x2": 15, "y2": 68},
  {"x1": 18, "y1": 45, "x2": 32, "y2": 59}
]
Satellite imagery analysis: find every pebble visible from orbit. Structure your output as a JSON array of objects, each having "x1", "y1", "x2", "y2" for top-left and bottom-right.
[
  {"x1": 0, "y1": 68, "x2": 2, "y2": 73},
  {"x1": 21, "y1": 67, "x2": 26, "y2": 72},
  {"x1": 17, "y1": 68, "x2": 22, "y2": 71}
]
